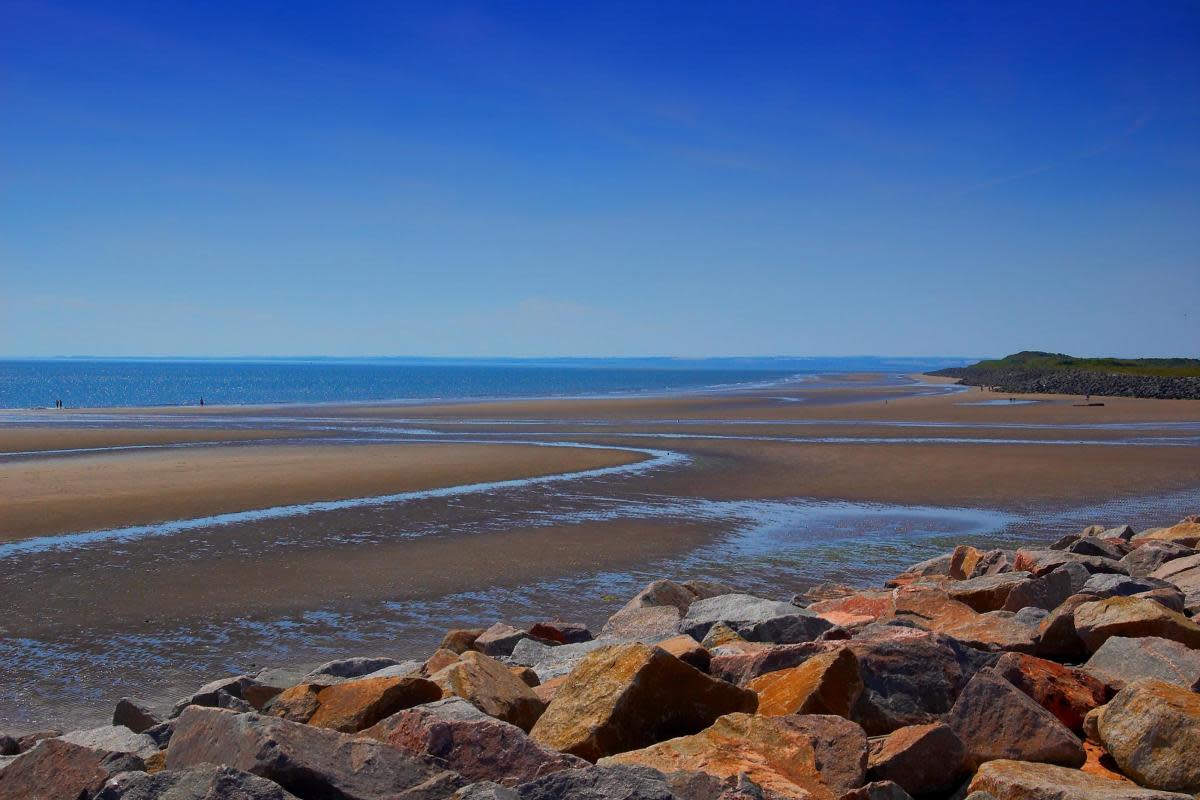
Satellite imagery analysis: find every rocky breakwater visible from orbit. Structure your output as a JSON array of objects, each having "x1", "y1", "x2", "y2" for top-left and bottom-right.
[{"x1": 3, "y1": 515, "x2": 1200, "y2": 799}]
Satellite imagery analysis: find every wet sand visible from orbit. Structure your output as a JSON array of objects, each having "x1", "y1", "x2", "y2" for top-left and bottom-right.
[
  {"x1": 0, "y1": 442, "x2": 645, "y2": 539},
  {"x1": 2, "y1": 373, "x2": 1199, "y2": 732}
]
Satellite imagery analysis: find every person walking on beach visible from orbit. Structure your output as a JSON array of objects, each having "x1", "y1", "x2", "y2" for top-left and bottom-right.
[{"x1": 199, "y1": 397, "x2": 204, "y2": 406}]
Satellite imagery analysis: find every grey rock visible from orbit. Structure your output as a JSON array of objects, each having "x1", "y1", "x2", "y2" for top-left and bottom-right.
[
  {"x1": 515, "y1": 764, "x2": 678, "y2": 800},
  {"x1": 411, "y1": 697, "x2": 493, "y2": 722},
  {"x1": 359, "y1": 660, "x2": 423, "y2": 680},
  {"x1": 475, "y1": 623, "x2": 544, "y2": 658},
  {"x1": 680, "y1": 593, "x2": 831, "y2": 643},
  {"x1": 95, "y1": 763, "x2": 301, "y2": 799},
  {"x1": 16, "y1": 729, "x2": 62, "y2": 752},
  {"x1": 1082, "y1": 573, "x2": 1175, "y2": 598},
  {"x1": 1121, "y1": 542, "x2": 1196, "y2": 578},
  {"x1": 454, "y1": 783, "x2": 520, "y2": 800},
  {"x1": 1083, "y1": 636, "x2": 1200, "y2": 691},
  {"x1": 166, "y1": 707, "x2": 464, "y2": 799},
  {"x1": 905, "y1": 553, "x2": 954, "y2": 577},
  {"x1": 171, "y1": 675, "x2": 259, "y2": 716},
  {"x1": 1012, "y1": 606, "x2": 1050, "y2": 627},
  {"x1": 508, "y1": 638, "x2": 611, "y2": 681},
  {"x1": 601, "y1": 606, "x2": 683, "y2": 641},
  {"x1": 113, "y1": 698, "x2": 161, "y2": 734},
  {"x1": 142, "y1": 721, "x2": 175, "y2": 749},
  {"x1": 1067, "y1": 536, "x2": 1127, "y2": 560},
  {"x1": 0, "y1": 739, "x2": 145, "y2": 800},
  {"x1": 0, "y1": 735, "x2": 16, "y2": 757},
  {"x1": 299, "y1": 656, "x2": 400, "y2": 684},
  {"x1": 59, "y1": 725, "x2": 160, "y2": 759},
  {"x1": 1102, "y1": 524, "x2": 1137, "y2": 541},
  {"x1": 841, "y1": 781, "x2": 914, "y2": 800},
  {"x1": 1001, "y1": 565, "x2": 1078, "y2": 612}
]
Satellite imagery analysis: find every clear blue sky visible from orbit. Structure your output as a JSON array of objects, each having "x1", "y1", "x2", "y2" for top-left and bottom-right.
[{"x1": 3, "y1": 1, "x2": 1198, "y2": 358}]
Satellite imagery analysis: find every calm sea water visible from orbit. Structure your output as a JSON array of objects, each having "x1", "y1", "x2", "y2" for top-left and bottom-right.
[{"x1": 0, "y1": 357, "x2": 969, "y2": 410}]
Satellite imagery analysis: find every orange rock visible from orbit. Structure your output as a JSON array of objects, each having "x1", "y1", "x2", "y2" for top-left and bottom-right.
[
  {"x1": 439, "y1": 628, "x2": 486, "y2": 654},
  {"x1": 529, "y1": 643, "x2": 757, "y2": 761},
  {"x1": 421, "y1": 648, "x2": 460, "y2": 676},
  {"x1": 1074, "y1": 596, "x2": 1200, "y2": 652},
  {"x1": 533, "y1": 675, "x2": 566, "y2": 704},
  {"x1": 991, "y1": 652, "x2": 1107, "y2": 733},
  {"x1": 1082, "y1": 741, "x2": 1132, "y2": 783},
  {"x1": 600, "y1": 712, "x2": 867, "y2": 800},
  {"x1": 307, "y1": 676, "x2": 443, "y2": 733},
  {"x1": 509, "y1": 665, "x2": 540, "y2": 687},
  {"x1": 263, "y1": 682, "x2": 323, "y2": 723},
  {"x1": 747, "y1": 647, "x2": 861, "y2": 717},
  {"x1": 431, "y1": 651, "x2": 546, "y2": 732},
  {"x1": 887, "y1": 586, "x2": 979, "y2": 630},
  {"x1": 867, "y1": 722, "x2": 966, "y2": 796},
  {"x1": 1134, "y1": 519, "x2": 1200, "y2": 548},
  {"x1": 809, "y1": 591, "x2": 894, "y2": 627},
  {"x1": 950, "y1": 545, "x2": 985, "y2": 579},
  {"x1": 656, "y1": 634, "x2": 711, "y2": 672}
]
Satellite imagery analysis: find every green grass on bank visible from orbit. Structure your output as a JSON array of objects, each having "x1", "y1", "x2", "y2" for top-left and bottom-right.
[{"x1": 968, "y1": 351, "x2": 1200, "y2": 378}]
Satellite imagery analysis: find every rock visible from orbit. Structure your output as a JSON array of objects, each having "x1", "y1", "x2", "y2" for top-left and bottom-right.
[
  {"x1": 887, "y1": 586, "x2": 978, "y2": 630},
  {"x1": 990, "y1": 652, "x2": 1107, "y2": 733},
  {"x1": 166, "y1": 707, "x2": 464, "y2": 799},
  {"x1": 113, "y1": 698, "x2": 161, "y2": 735},
  {"x1": 1083, "y1": 705, "x2": 1104, "y2": 743},
  {"x1": 950, "y1": 545, "x2": 986, "y2": 579},
  {"x1": 809, "y1": 591, "x2": 895, "y2": 627},
  {"x1": 747, "y1": 646, "x2": 861, "y2": 717},
  {"x1": 1082, "y1": 574, "x2": 1176, "y2": 598},
  {"x1": 680, "y1": 594, "x2": 831, "y2": 644},
  {"x1": 601, "y1": 606, "x2": 683, "y2": 641},
  {"x1": 0, "y1": 739, "x2": 144, "y2": 800},
  {"x1": 968, "y1": 759, "x2": 1192, "y2": 800},
  {"x1": 0, "y1": 737, "x2": 15, "y2": 757},
  {"x1": 1083, "y1": 636, "x2": 1200, "y2": 690},
  {"x1": 170, "y1": 675, "x2": 259, "y2": 717},
  {"x1": 529, "y1": 643, "x2": 757, "y2": 761},
  {"x1": 432, "y1": 651, "x2": 547, "y2": 732},
  {"x1": 902, "y1": 552, "x2": 955, "y2": 578},
  {"x1": 442, "y1": 628, "x2": 487, "y2": 654},
  {"x1": 655, "y1": 635, "x2": 711, "y2": 671},
  {"x1": 510, "y1": 666, "x2": 540, "y2": 688},
  {"x1": 708, "y1": 642, "x2": 834, "y2": 685},
  {"x1": 532, "y1": 677, "x2": 565, "y2": 705},
  {"x1": 1014, "y1": 606, "x2": 1050, "y2": 626},
  {"x1": 846, "y1": 625, "x2": 997, "y2": 735},
  {"x1": 1097, "y1": 679, "x2": 1200, "y2": 793},
  {"x1": 969, "y1": 549, "x2": 1015, "y2": 577},
  {"x1": 1013, "y1": 549, "x2": 1126, "y2": 577},
  {"x1": 601, "y1": 713, "x2": 867, "y2": 800},
  {"x1": 453, "y1": 783, "x2": 519, "y2": 800},
  {"x1": 15, "y1": 729, "x2": 62, "y2": 753},
  {"x1": 301, "y1": 656, "x2": 401, "y2": 685},
  {"x1": 361, "y1": 661, "x2": 424, "y2": 680},
  {"x1": 620, "y1": 579, "x2": 703, "y2": 614},
  {"x1": 939, "y1": 610, "x2": 1039, "y2": 653},
  {"x1": 1135, "y1": 587, "x2": 1187, "y2": 613},
  {"x1": 508, "y1": 638, "x2": 612, "y2": 681},
  {"x1": 304, "y1": 675, "x2": 443, "y2": 733},
  {"x1": 1001, "y1": 564, "x2": 1081, "y2": 612},
  {"x1": 700, "y1": 621, "x2": 749, "y2": 649},
  {"x1": 1035, "y1": 593, "x2": 1099, "y2": 660},
  {"x1": 363, "y1": 697, "x2": 585, "y2": 786},
  {"x1": 59, "y1": 726, "x2": 160, "y2": 759},
  {"x1": 1121, "y1": 542, "x2": 1195, "y2": 578},
  {"x1": 475, "y1": 623, "x2": 546, "y2": 659},
  {"x1": 1135, "y1": 518, "x2": 1200, "y2": 548},
  {"x1": 1073, "y1": 596, "x2": 1200, "y2": 652},
  {"x1": 1081, "y1": 740, "x2": 1129, "y2": 784},
  {"x1": 262, "y1": 683, "x2": 323, "y2": 723},
  {"x1": 94, "y1": 763, "x2": 300, "y2": 799},
  {"x1": 1102, "y1": 524, "x2": 1138, "y2": 541},
  {"x1": 247, "y1": 667, "x2": 309, "y2": 709},
  {"x1": 1068, "y1": 536, "x2": 1128, "y2": 560},
  {"x1": 513, "y1": 764, "x2": 680, "y2": 800},
  {"x1": 527, "y1": 621, "x2": 592, "y2": 645},
  {"x1": 946, "y1": 673, "x2": 1085, "y2": 770},
  {"x1": 947, "y1": 573, "x2": 1032, "y2": 612},
  {"x1": 1151, "y1": 553, "x2": 1200, "y2": 615},
  {"x1": 841, "y1": 781, "x2": 913, "y2": 800},
  {"x1": 867, "y1": 722, "x2": 966, "y2": 796},
  {"x1": 423, "y1": 649, "x2": 461, "y2": 676}
]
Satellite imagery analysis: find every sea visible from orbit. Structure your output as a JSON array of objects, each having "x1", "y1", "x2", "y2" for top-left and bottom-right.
[{"x1": 0, "y1": 356, "x2": 971, "y2": 410}]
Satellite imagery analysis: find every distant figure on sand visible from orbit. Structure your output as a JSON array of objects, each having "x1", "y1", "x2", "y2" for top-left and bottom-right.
[{"x1": 199, "y1": 397, "x2": 204, "y2": 406}]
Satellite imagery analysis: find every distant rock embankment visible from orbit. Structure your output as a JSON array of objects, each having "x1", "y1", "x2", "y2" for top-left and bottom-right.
[
  {"x1": 933, "y1": 351, "x2": 1200, "y2": 399},
  {"x1": 3, "y1": 514, "x2": 1200, "y2": 799}
]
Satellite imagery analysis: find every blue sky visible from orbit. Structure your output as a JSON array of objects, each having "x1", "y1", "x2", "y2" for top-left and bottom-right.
[{"x1": 3, "y1": 1, "x2": 1198, "y2": 358}]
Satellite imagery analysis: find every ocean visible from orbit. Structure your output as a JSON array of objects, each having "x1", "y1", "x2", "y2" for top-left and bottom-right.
[{"x1": 0, "y1": 356, "x2": 970, "y2": 409}]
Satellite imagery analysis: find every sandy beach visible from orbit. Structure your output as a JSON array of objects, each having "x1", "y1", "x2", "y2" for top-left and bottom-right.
[{"x1": 2, "y1": 373, "x2": 1198, "y2": 732}]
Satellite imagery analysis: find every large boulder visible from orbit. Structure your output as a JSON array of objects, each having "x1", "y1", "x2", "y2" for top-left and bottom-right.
[
  {"x1": 58, "y1": 726, "x2": 160, "y2": 759},
  {"x1": 165, "y1": 707, "x2": 464, "y2": 799},
  {"x1": 1097, "y1": 679, "x2": 1200, "y2": 794},
  {"x1": 1151, "y1": 553, "x2": 1200, "y2": 615},
  {"x1": 432, "y1": 652, "x2": 546, "y2": 732},
  {"x1": 1013, "y1": 549, "x2": 1126, "y2": 577},
  {"x1": 507, "y1": 639, "x2": 611, "y2": 682},
  {"x1": 946, "y1": 673, "x2": 1085, "y2": 770},
  {"x1": 844, "y1": 625, "x2": 997, "y2": 734},
  {"x1": 1121, "y1": 541, "x2": 1196, "y2": 578},
  {"x1": 263, "y1": 683, "x2": 324, "y2": 723},
  {"x1": 708, "y1": 641, "x2": 834, "y2": 686},
  {"x1": 113, "y1": 698, "x2": 161, "y2": 735},
  {"x1": 304, "y1": 676, "x2": 443, "y2": 733},
  {"x1": 529, "y1": 643, "x2": 756, "y2": 761},
  {"x1": 1082, "y1": 574, "x2": 1177, "y2": 599},
  {"x1": 968, "y1": 759, "x2": 1192, "y2": 800},
  {"x1": 746, "y1": 646, "x2": 861, "y2": 717},
  {"x1": 1035, "y1": 593, "x2": 1099, "y2": 660},
  {"x1": 1001, "y1": 564, "x2": 1084, "y2": 612},
  {"x1": 95, "y1": 763, "x2": 300, "y2": 799},
  {"x1": 680, "y1": 594, "x2": 831, "y2": 644},
  {"x1": 299, "y1": 657, "x2": 402, "y2": 685},
  {"x1": 600, "y1": 713, "x2": 867, "y2": 800},
  {"x1": 1083, "y1": 636, "x2": 1200, "y2": 691},
  {"x1": 600, "y1": 606, "x2": 683, "y2": 641},
  {"x1": 527, "y1": 621, "x2": 592, "y2": 645},
  {"x1": 866, "y1": 722, "x2": 966, "y2": 796},
  {"x1": 809, "y1": 591, "x2": 895, "y2": 627},
  {"x1": 1135, "y1": 518, "x2": 1200, "y2": 548},
  {"x1": 363, "y1": 698, "x2": 585, "y2": 786},
  {"x1": 511, "y1": 763, "x2": 693, "y2": 800},
  {"x1": 990, "y1": 652, "x2": 1107, "y2": 733},
  {"x1": 1073, "y1": 596, "x2": 1200, "y2": 652},
  {"x1": 0, "y1": 739, "x2": 144, "y2": 800},
  {"x1": 947, "y1": 573, "x2": 1032, "y2": 612},
  {"x1": 170, "y1": 675, "x2": 261, "y2": 717},
  {"x1": 474, "y1": 624, "x2": 545, "y2": 659}
]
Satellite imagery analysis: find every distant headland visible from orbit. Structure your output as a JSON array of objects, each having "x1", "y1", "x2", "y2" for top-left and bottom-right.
[{"x1": 932, "y1": 351, "x2": 1200, "y2": 399}]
